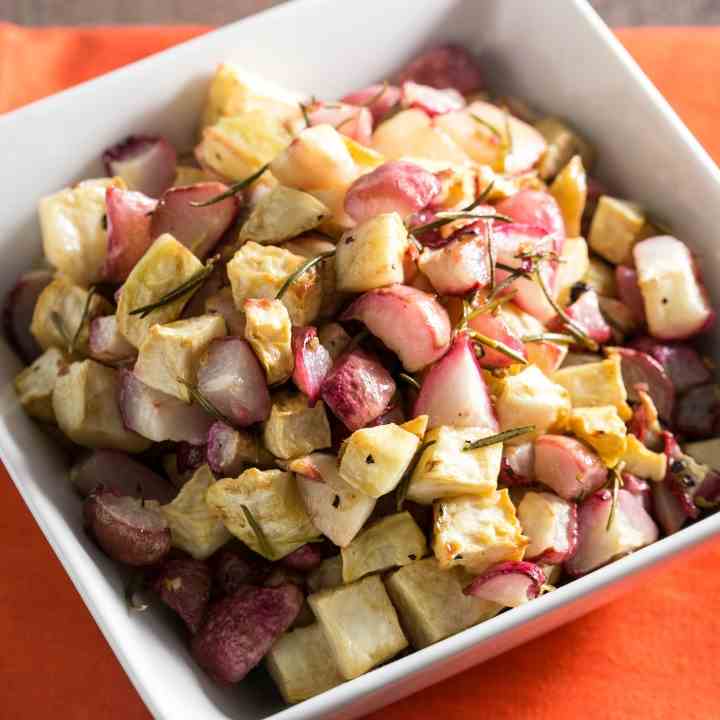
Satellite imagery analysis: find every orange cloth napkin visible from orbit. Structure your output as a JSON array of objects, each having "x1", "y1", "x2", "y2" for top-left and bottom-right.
[{"x1": 1, "y1": 22, "x2": 720, "y2": 720}]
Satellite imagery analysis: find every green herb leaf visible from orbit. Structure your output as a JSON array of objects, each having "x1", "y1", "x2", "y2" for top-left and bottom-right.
[
  {"x1": 189, "y1": 163, "x2": 269, "y2": 207},
  {"x1": 396, "y1": 440, "x2": 436, "y2": 511},
  {"x1": 471, "y1": 113, "x2": 502, "y2": 140},
  {"x1": 299, "y1": 101, "x2": 312, "y2": 128},
  {"x1": 486, "y1": 223, "x2": 496, "y2": 292},
  {"x1": 241, "y1": 504, "x2": 275, "y2": 559},
  {"x1": 69, "y1": 285, "x2": 97, "y2": 355},
  {"x1": 176, "y1": 377, "x2": 235, "y2": 425},
  {"x1": 410, "y1": 211, "x2": 512, "y2": 237},
  {"x1": 462, "y1": 425, "x2": 535, "y2": 451},
  {"x1": 275, "y1": 250, "x2": 336, "y2": 301},
  {"x1": 521, "y1": 332, "x2": 576, "y2": 345},
  {"x1": 129, "y1": 258, "x2": 216, "y2": 318}
]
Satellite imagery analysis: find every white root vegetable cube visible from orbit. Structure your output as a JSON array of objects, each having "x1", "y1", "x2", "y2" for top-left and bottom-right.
[
  {"x1": 206, "y1": 468, "x2": 318, "y2": 560},
  {"x1": 263, "y1": 392, "x2": 331, "y2": 460},
  {"x1": 495, "y1": 365, "x2": 571, "y2": 439},
  {"x1": 335, "y1": 212, "x2": 409, "y2": 292},
  {"x1": 308, "y1": 574, "x2": 408, "y2": 680},
  {"x1": 535, "y1": 116, "x2": 595, "y2": 180},
  {"x1": 197, "y1": 111, "x2": 292, "y2": 181},
  {"x1": 556, "y1": 236, "x2": 590, "y2": 306},
  {"x1": 433, "y1": 489, "x2": 528, "y2": 574},
  {"x1": 407, "y1": 426, "x2": 501, "y2": 505},
  {"x1": 39, "y1": 177, "x2": 125, "y2": 286},
  {"x1": 160, "y1": 464, "x2": 231, "y2": 559},
  {"x1": 307, "y1": 555, "x2": 344, "y2": 593},
  {"x1": 621, "y1": 434, "x2": 667, "y2": 482},
  {"x1": 265, "y1": 623, "x2": 343, "y2": 704},
  {"x1": 339, "y1": 423, "x2": 419, "y2": 498},
  {"x1": 293, "y1": 453, "x2": 376, "y2": 548},
  {"x1": 134, "y1": 315, "x2": 226, "y2": 401},
  {"x1": 517, "y1": 491, "x2": 576, "y2": 562},
  {"x1": 228, "y1": 241, "x2": 322, "y2": 326},
  {"x1": 552, "y1": 354, "x2": 632, "y2": 420},
  {"x1": 588, "y1": 195, "x2": 645, "y2": 266},
  {"x1": 14, "y1": 347, "x2": 69, "y2": 422},
  {"x1": 200, "y1": 63, "x2": 302, "y2": 131},
  {"x1": 52, "y1": 360, "x2": 150, "y2": 452},
  {"x1": 385, "y1": 557, "x2": 501, "y2": 649},
  {"x1": 270, "y1": 124, "x2": 358, "y2": 191},
  {"x1": 569, "y1": 405, "x2": 627, "y2": 466},
  {"x1": 116, "y1": 234, "x2": 204, "y2": 348},
  {"x1": 341, "y1": 512, "x2": 427, "y2": 583},
  {"x1": 244, "y1": 298, "x2": 294, "y2": 385},
  {"x1": 30, "y1": 274, "x2": 112, "y2": 355},
  {"x1": 633, "y1": 235, "x2": 713, "y2": 340},
  {"x1": 372, "y1": 109, "x2": 469, "y2": 164},
  {"x1": 238, "y1": 186, "x2": 330, "y2": 245}
]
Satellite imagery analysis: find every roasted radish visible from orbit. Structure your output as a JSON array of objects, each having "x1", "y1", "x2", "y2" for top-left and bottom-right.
[
  {"x1": 517, "y1": 491, "x2": 578, "y2": 564},
  {"x1": 548, "y1": 289, "x2": 611, "y2": 344},
  {"x1": 341, "y1": 83, "x2": 402, "y2": 123},
  {"x1": 153, "y1": 553, "x2": 212, "y2": 633},
  {"x1": 102, "y1": 135, "x2": 177, "y2": 198},
  {"x1": 401, "y1": 81, "x2": 465, "y2": 117},
  {"x1": 341, "y1": 284, "x2": 451, "y2": 371},
  {"x1": 630, "y1": 337, "x2": 711, "y2": 395},
  {"x1": 611, "y1": 347, "x2": 675, "y2": 421},
  {"x1": 291, "y1": 326, "x2": 332, "y2": 405},
  {"x1": 615, "y1": 266, "x2": 646, "y2": 324},
  {"x1": 84, "y1": 489, "x2": 171, "y2": 566},
  {"x1": 395, "y1": 44, "x2": 484, "y2": 93},
  {"x1": 463, "y1": 561, "x2": 545, "y2": 607},
  {"x1": 674, "y1": 384, "x2": 720, "y2": 438},
  {"x1": 3, "y1": 269, "x2": 53, "y2": 363}
]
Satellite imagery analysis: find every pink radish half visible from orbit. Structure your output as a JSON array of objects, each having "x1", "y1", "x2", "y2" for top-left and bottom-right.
[
  {"x1": 413, "y1": 332, "x2": 498, "y2": 431},
  {"x1": 630, "y1": 337, "x2": 711, "y2": 395},
  {"x1": 307, "y1": 102, "x2": 373, "y2": 145},
  {"x1": 3, "y1": 269, "x2": 52, "y2": 362},
  {"x1": 395, "y1": 44, "x2": 484, "y2": 93},
  {"x1": 565, "y1": 489, "x2": 658, "y2": 576},
  {"x1": 341, "y1": 284, "x2": 451, "y2": 372},
  {"x1": 612, "y1": 347, "x2": 675, "y2": 421},
  {"x1": 291, "y1": 326, "x2": 332, "y2": 406},
  {"x1": 102, "y1": 135, "x2": 177, "y2": 198},
  {"x1": 341, "y1": 83, "x2": 402, "y2": 123},
  {"x1": 418, "y1": 234, "x2": 491, "y2": 296},
  {"x1": 549, "y1": 289, "x2": 611, "y2": 344},
  {"x1": 496, "y1": 190, "x2": 565, "y2": 247},
  {"x1": 469, "y1": 310, "x2": 526, "y2": 369},
  {"x1": 463, "y1": 561, "x2": 545, "y2": 607},
  {"x1": 615, "y1": 266, "x2": 646, "y2": 324},
  {"x1": 401, "y1": 81, "x2": 465, "y2": 116},
  {"x1": 517, "y1": 491, "x2": 578, "y2": 564},
  {"x1": 534, "y1": 435, "x2": 607, "y2": 501}
]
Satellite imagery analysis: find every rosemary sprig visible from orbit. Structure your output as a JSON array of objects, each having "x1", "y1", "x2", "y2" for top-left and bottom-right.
[
  {"x1": 129, "y1": 259, "x2": 216, "y2": 318},
  {"x1": 463, "y1": 425, "x2": 535, "y2": 451},
  {"x1": 410, "y1": 211, "x2": 512, "y2": 237},
  {"x1": 362, "y1": 80, "x2": 389, "y2": 107},
  {"x1": 241, "y1": 504, "x2": 275, "y2": 559},
  {"x1": 486, "y1": 223, "x2": 496, "y2": 292},
  {"x1": 69, "y1": 285, "x2": 96, "y2": 355},
  {"x1": 50, "y1": 311, "x2": 70, "y2": 347},
  {"x1": 396, "y1": 440, "x2": 436, "y2": 511},
  {"x1": 471, "y1": 113, "x2": 502, "y2": 141},
  {"x1": 468, "y1": 330, "x2": 527, "y2": 365},
  {"x1": 189, "y1": 163, "x2": 269, "y2": 207},
  {"x1": 397, "y1": 372, "x2": 420, "y2": 390},
  {"x1": 522, "y1": 332, "x2": 576, "y2": 345},
  {"x1": 299, "y1": 101, "x2": 311, "y2": 128},
  {"x1": 335, "y1": 113, "x2": 357, "y2": 132},
  {"x1": 466, "y1": 290, "x2": 517, "y2": 320},
  {"x1": 533, "y1": 267, "x2": 598, "y2": 351},
  {"x1": 275, "y1": 249, "x2": 336, "y2": 301},
  {"x1": 177, "y1": 378, "x2": 234, "y2": 425},
  {"x1": 606, "y1": 462, "x2": 626, "y2": 531}
]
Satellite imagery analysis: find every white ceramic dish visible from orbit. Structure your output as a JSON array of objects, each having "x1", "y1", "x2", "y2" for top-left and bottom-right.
[{"x1": 1, "y1": 1, "x2": 720, "y2": 718}]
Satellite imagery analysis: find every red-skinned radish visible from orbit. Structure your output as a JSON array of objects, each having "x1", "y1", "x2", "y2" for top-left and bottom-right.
[
  {"x1": 534, "y1": 435, "x2": 607, "y2": 501},
  {"x1": 71, "y1": 450, "x2": 176, "y2": 503},
  {"x1": 119, "y1": 370, "x2": 214, "y2": 444},
  {"x1": 630, "y1": 337, "x2": 711, "y2": 394},
  {"x1": 495, "y1": 190, "x2": 565, "y2": 248},
  {"x1": 196, "y1": 338, "x2": 271, "y2": 427},
  {"x1": 674, "y1": 384, "x2": 720, "y2": 438},
  {"x1": 615, "y1": 266, "x2": 646, "y2": 324},
  {"x1": 191, "y1": 584, "x2": 303, "y2": 683},
  {"x1": 633, "y1": 236, "x2": 714, "y2": 340},
  {"x1": 468, "y1": 310, "x2": 526, "y2": 368},
  {"x1": 413, "y1": 332, "x2": 498, "y2": 431},
  {"x1": 463, "y1": 561, "x2": 545, "y2": 607},
  {"x1": 611, "y1": 347, "x2": 675, "y2": 421},
  {"x1": 401, "y1": 81, "x2": 465, "y2": 116},
  {"x1": 548, "y1": 289, "x2": 611, "y2": 344},
  {"x1": 291, "y1": 326, "x2": 332, "y2": 406},
  {"x1": 281, "y1": 544, "x2": 323, "y2": 573},
  {"x1": 306, "y1": 102, "x2": 373, "y2": 145},
  {"x1": 176, "y1": 442, "x2": 207, "y2": 475},
  {"x1": 153, "y1": 553, "x2": 212, "y2": 633},
  {"x1": 211, "y1": 547, "x2": 271, "y2": 597},
  {"x1": 103, "y1": 187, "x2": 157, "y2": 282},
  {"x1": 102, "y1": 135, "x2": 177, "y2": 198},
  {"x1": 418, "y1": 234, "x2": 491, "y2": 296},
  {"x1": 500, "y1": 442, "x2": 535, "y2": 485},
  {"x1": 341, "y1": 284, "x2": 451, "y2": 372},
  {"x1": 341, "y1": 83, "x2": 402, "y2": 123},
  {"x1": 395, "y1": 44, "x2": 484, "y2": 93},
  {"x1": 320, "y1": 348, "x2": 396, "y2": 431},
  {"x1": 84, "y1": 489, "x2": 171, "y2": 567},
  {"x1": 344, "y1": 161, "x2": 441, "y2": 224},
  {"x1": 517, "y1": 491, "x2": 578, "y2": 564},
  {"x1": 3, "y1": 269, "x2": 52, "y2": 362},
  {"x1": 565, "y1": 488, "x2": 658, "y2": 576},
  {"x1": 151, "y1": 183, "x2": 238, "y2": 260}
]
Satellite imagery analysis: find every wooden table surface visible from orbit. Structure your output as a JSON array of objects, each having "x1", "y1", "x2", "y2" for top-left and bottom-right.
[{"x1": 1, "y1": 0, "x2": 720, "y2": 27}]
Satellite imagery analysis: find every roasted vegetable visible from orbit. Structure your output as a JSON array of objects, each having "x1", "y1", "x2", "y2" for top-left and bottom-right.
[
  {"x1": 14, "y1": 347, "x2": 68, "y2": 422},
  {"x1": 262, "y1": 392, "x2": 331, "y2": 460}
]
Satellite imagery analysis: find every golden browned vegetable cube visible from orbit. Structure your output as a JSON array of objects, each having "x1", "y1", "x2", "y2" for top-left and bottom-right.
[
  {"x1": 14, "y1": 347, "x2": 69, "y2": 422},
  {"x1": 263, "y1": 392, "x2": 331, "y2": 460}
]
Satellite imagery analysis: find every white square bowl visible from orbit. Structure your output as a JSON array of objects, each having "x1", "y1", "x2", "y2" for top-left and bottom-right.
[{"x1": 1, "y1": 1, "x2": 720, "y2": 718}]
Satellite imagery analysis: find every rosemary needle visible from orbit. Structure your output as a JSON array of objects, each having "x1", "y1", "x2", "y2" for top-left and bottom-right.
[
  {"x1": 463, "y1": 425, "x2": 536, "y2": 451},
  {"x1": 275, "y1": 250, "x2": 335, "y2": 301},
  {"x1": 189, "y1": 163, "x2": 269, "y2": 207},
  {"x1": 396, "y1": 440, "x2": 436, "y2": 511},
  {"x1": 241, "y1": 504, "x2": 275, "y2": 559}
]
